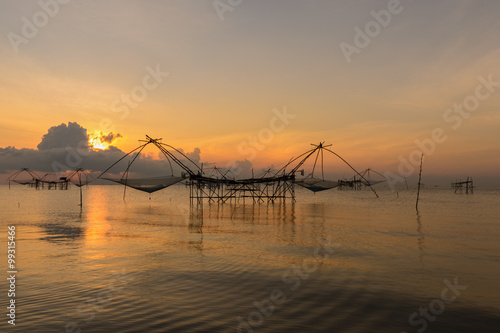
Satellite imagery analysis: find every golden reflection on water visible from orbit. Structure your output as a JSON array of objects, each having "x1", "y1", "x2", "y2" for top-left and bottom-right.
[
  {"x1": 1, "y1": 186, "x2": 500, "y2": 332},
  {"x1": 83, "y1": 188, "x2": 112, "y2": 253},
  {"x1": 191, "y1": 201, "x2": 347, "y2": 273}
]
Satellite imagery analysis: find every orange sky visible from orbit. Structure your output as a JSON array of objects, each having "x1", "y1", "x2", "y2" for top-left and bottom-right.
[{"x1": 1, "y1": 1, "x2": 499, "y2": 181}]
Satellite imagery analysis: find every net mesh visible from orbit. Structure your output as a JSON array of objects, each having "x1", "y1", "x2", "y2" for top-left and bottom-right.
[
  {"x1": 295, "y1": 177, "x2": 339, "y2": 192},
  {"x1": 69, "y1": 173, "x2": 95, "y2": 187},
  {"x1": 103, "y1": 176, "x2": 184, "y2": 193},
  {"x1": 361, "y1": 180, "x2": 385, "y2": 186}
]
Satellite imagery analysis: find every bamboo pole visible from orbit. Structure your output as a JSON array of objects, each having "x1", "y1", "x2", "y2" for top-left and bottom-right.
[
  {"x1": 79, "y1": 172, "x2": 83, "y2": 207},
  {"x1": 416, "y1": 154, "x2": 424, "y2": 212}
]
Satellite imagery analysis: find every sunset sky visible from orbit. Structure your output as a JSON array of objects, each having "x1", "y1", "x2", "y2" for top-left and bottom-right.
[{"x1": 1, "y1": 1, "x2": 499, "y2": 184}]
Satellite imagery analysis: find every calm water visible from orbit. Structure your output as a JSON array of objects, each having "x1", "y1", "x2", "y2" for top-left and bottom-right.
[{"x1": 0, "y1": 184, "x2": 499, "y2": 332}]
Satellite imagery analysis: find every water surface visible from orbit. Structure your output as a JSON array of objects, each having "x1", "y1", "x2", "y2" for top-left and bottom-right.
[{"x1": 0, "y1": 185, "x2": 499, "y2": 332}]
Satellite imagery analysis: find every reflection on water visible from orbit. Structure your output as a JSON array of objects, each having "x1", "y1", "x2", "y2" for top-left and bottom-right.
[
  {"x1": 84, "y1": 188, "x2": 112, "y2": 250},
  {"x1": 0, "y1": 185, "x2": 499, "y2": 332},
  {"x1": 416, "y1": 211, "x2": 426, "y2": 266},
  {"x1": 188, "y1": 203, "x2": 204, "y2": 252},
  {"x1": 38, "y1": 221, "x2": 85, "y2": 243}
]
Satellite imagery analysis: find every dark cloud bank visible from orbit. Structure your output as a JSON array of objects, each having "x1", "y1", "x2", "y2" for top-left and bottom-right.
[
  {"x1": 37, "y1": 122, "x2": 89, "y2": 151},
  {"x1": 1, "y1": 122, "x2": 253, "y2": 181}
]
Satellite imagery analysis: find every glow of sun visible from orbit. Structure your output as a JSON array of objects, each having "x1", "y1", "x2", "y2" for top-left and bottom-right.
[{"x1": 88, "y1": 131, "x2": 110, "y2": 150}]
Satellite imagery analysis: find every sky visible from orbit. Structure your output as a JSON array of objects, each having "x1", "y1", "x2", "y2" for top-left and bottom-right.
[{"x1": 0, "y1": 0, "x2": 499, "y2": 185}]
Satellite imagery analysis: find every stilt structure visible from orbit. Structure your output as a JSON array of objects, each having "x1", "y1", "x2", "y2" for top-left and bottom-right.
[
  {"x1": 338, "y1": 168, "x2": 385, "y2": 191},
  {"x1": 97, "y1": 137, "x2": 378, "y2": 204},
  {"x1": 8, "y1": 168, "x2": 70, "y2": 190},
  {"x1": 8, "y1": 168, "x2": 40, "y2": 189},
  {"x1": 188, "y1": 141, "x2": 380, "y2": 202},
  {"x1": 189, "y1": 173, "x2": 295, "y2": 204},
  {"x1": 451, "y1": 177, "x2": 474, "y2": 194},
  {"x1": 337, "y1": 177, "x2": 363, "y2": 190},
  {"x1": 42, "y1": 175, "x2": 71, "y2": 190},
  {"x1": 286, "y1": 142, "x2": 379, "y2": 197},
  {"x1": 189, "y1": 157, "x2": 295, "y2": 204}
]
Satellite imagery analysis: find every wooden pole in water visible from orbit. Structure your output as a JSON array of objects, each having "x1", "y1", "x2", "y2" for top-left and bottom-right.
[
  {"x1": 79, "y1": 172, "x2": 83, "y2": 207},
  {"x1": 416, "y1": 154, "x2": 424, "y2": 212}
]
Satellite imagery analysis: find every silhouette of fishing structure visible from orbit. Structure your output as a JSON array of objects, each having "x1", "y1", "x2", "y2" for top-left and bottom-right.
[
  {"x1": 8, "y1": 167, "x2": 96, "y2": 208},
  {"x1": 8, "y1": 168, "x2": 71, "y2": 190},
  {"x1": 8, "y1": 168, "x2": 40, "y2": 189},
  {"x1": 96, "y1": 137, "x2": 379, "y2": 203},
  {"x1": 451, "y1": 177, "x2": 474, "y2": 194},
  {"x1": 67, "y1": 168, "x2": 95, "y2": 206},
  {"x1": 9, "y1": 137, "x2": 382, "y2": 204},
  {"x1": 337, "y1": 168, "x2": 386, "y2": 191},
  {"x1": 97, "y1": 135, "x2": 199, "y2": 200}
]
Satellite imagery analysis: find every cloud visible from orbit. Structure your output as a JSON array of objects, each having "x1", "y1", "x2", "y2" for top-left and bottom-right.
[
  {"x1": 185, "y1": 147, "x2": 201, "y2": 165},
  {"x1": 232, "y1": 159, "x2": 253, "y2": 179},
  {"x1": 1, "y1": 122, "x2": 123, "y2": 174},
  {"x1": 1, "y1": 122, "x2": 251, "y2": 181},
  {"x1": 0, "y1": 145, "x2": 122, "y2": 174},
  {"x1": 37, "y1": 122, "x2": 89, "y2": 151},
  {"x1": 96, "y1": 131, "x2": 123, "y2": 144}
]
